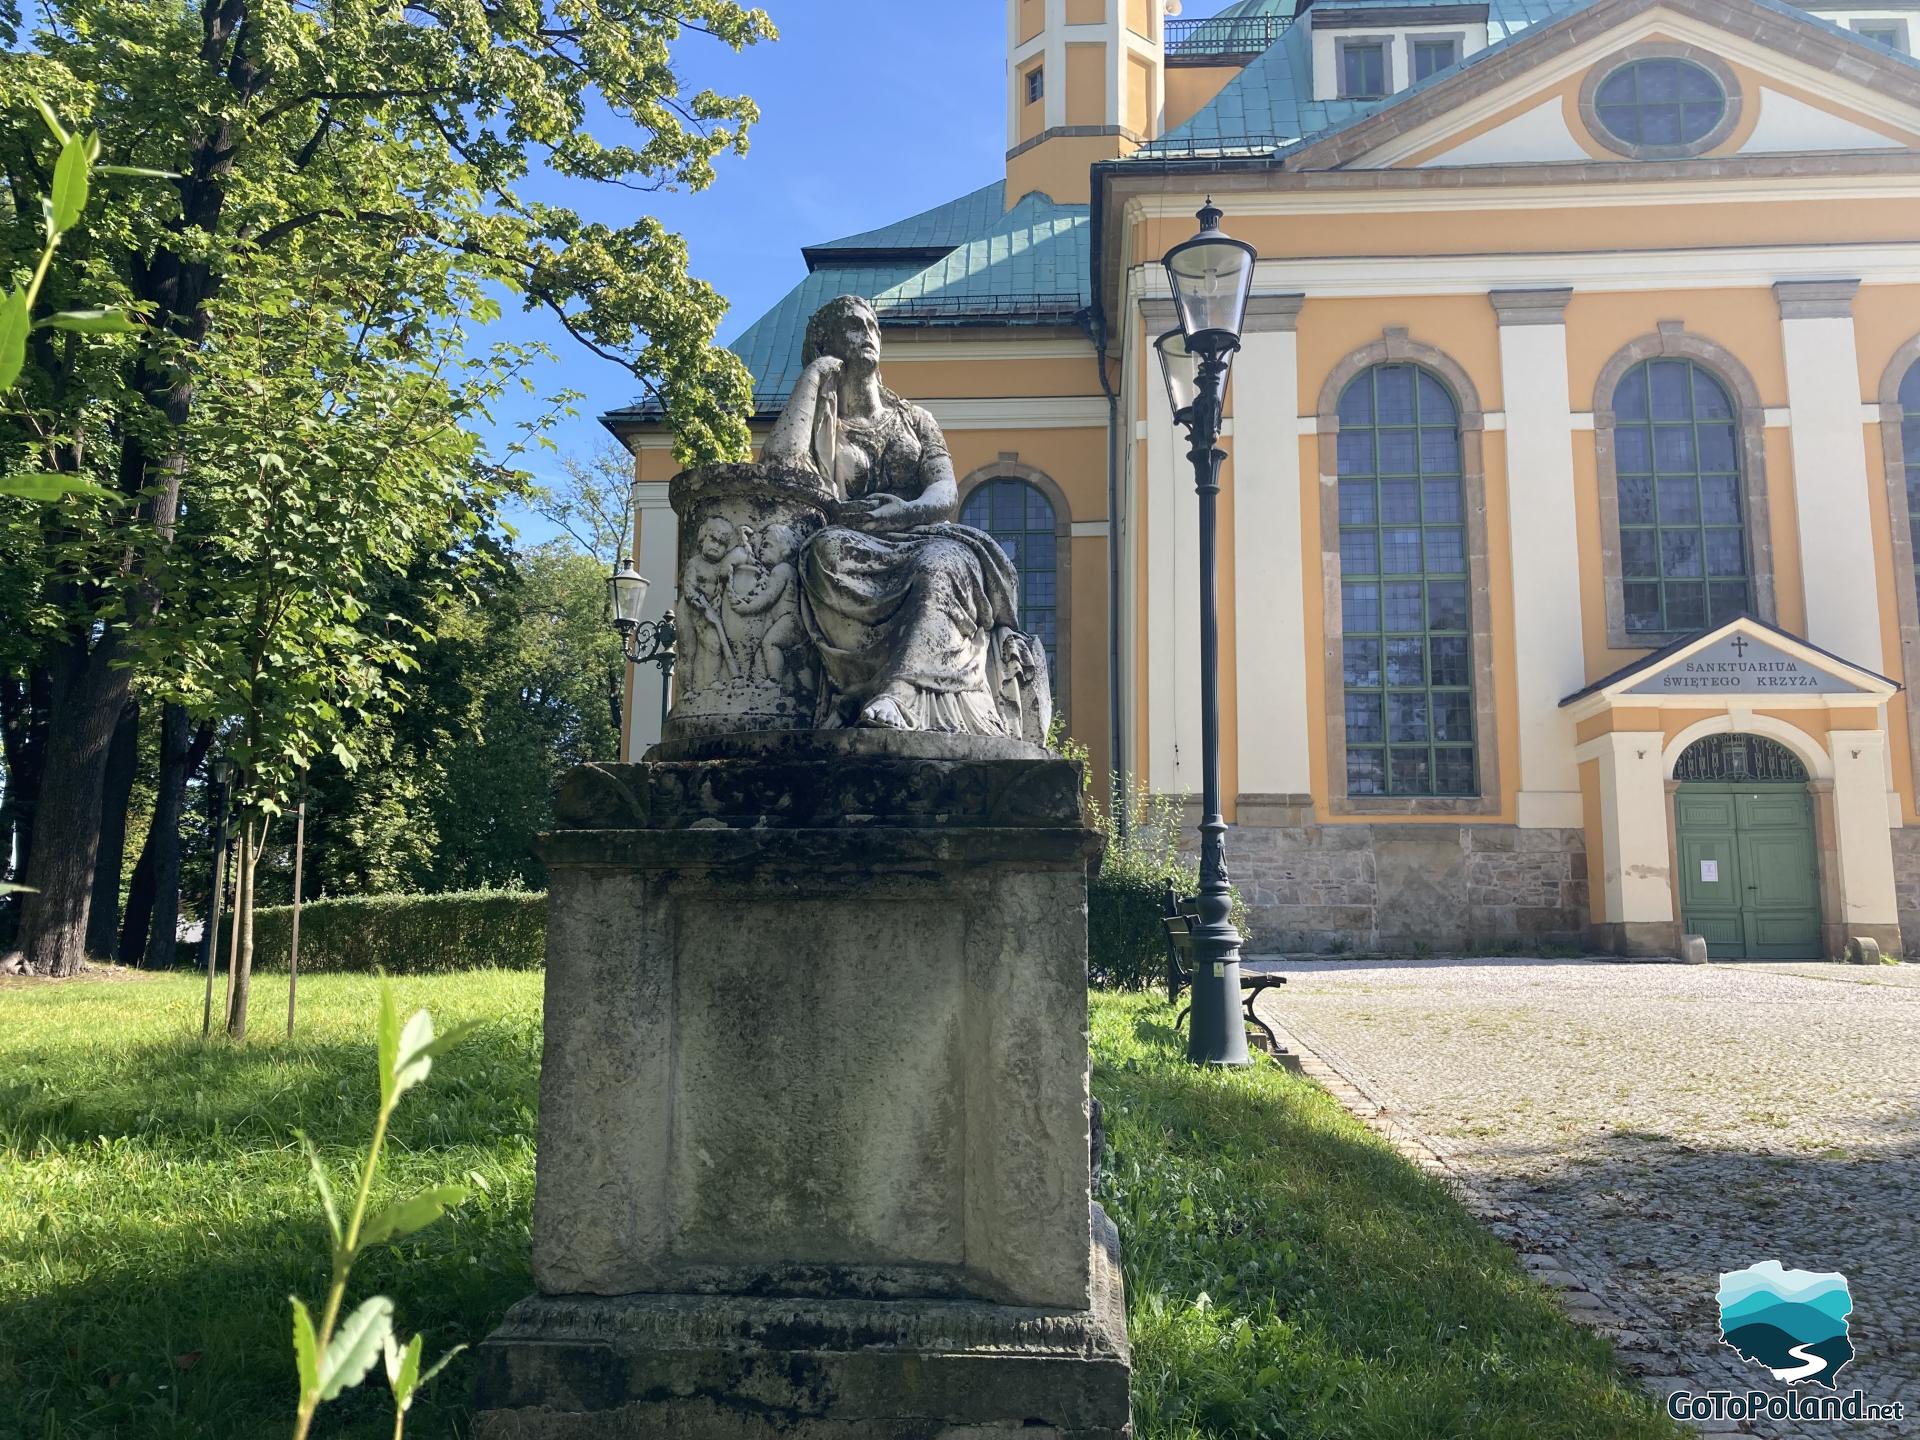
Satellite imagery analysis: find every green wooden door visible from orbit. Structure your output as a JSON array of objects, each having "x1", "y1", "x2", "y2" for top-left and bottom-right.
[{"x1": 1676, "y1": 784, "x2": 1821, "y2": 960}]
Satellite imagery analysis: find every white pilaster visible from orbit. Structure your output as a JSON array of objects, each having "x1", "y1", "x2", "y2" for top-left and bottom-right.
[
  {"x1": 1830, "y1": 728, "x2": 1900, "y2": 930},
  {"x1": 1777, "y1": 281, "x2": 1881, "y2": 663},
  {"x1": 1044, "y1": 0, "x2": 1069, "y2": 132},
  {"x1": 1230, "y1": 297, "x2": 1311, "y2": 797},
  {"x1": 1492, "y1": 289, "x2": 1586, "y2": 829},
  {"x1": 628, "y1": 481, "x2": 678, "y2": 757},
  {"x1": 1593, "y1": 731, "x2": 1674, "y2": 926},
  {"x1": 1142, "y1": 299, "x2": 1196, "y2": 796}
]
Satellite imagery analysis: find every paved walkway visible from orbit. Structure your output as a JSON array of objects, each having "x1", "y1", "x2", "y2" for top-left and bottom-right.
[{"x1": 1251, "y1": 959, "x2": 1920, "y2": 1437}]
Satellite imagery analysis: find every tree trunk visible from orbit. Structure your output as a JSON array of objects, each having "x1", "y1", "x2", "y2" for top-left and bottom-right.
[
  {"x1": 117, "y1": 824, "x2": 158, "y2": 967},
  {"x1": 287, "y1": 798, "x2": 305, "y2": 1039},
  {"x1": 86, "y1": 698, "x2": 141, "y2": 960},
  {"x1": 226, "y1": 816, "x2": 263, "y2": 1041},
  {"x1": 121, "y1": 711, "x2": 211, "y2": 968},
  {"x1": 200, "y1": 795, "x2": 229, "y2": 1036},
  {"x1": 11, "y1": 635, "x2": 133, "y2": 975},
  {"x1": 0, "y1": 667, "x2": 52, "y2": 950},
  {"x1": 221, "y1": 822, "x2": 245, "y2": 1033}
]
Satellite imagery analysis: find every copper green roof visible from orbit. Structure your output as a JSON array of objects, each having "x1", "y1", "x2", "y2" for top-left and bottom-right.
[
  {"x1": 871, "y1": 192, "x2": 1089, "y2": 322},
  {"x1": 606, "y1": 183, "x2": 1090, "y2": 425},
  {"x1": 1143, "y1": 0, "x2": 1599, "y2": 157},
  {"x1": 1145, "y1": 0, "x2": 1908, "y2": 159},
  {"x1": 801, "y1": 181, "x2": 1008, "y2": 267}
]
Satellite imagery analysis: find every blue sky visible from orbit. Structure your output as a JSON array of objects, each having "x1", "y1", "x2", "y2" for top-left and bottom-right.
[{"x1": 494, "y1": 0, "x2": 1233, "y2": 543}]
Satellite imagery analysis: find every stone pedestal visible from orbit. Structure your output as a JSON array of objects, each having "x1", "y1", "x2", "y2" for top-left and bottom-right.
[{"x1": 473, "y1": 733, "x2": 1131, "y2": 1438}]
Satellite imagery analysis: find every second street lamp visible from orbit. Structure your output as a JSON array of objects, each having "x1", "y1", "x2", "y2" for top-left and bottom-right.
[
  {"x1": 608, "y1": 557, "x2": 679, "y2": 736},
  {"x1": 1159, "y1": 199, "x2": 1257, "y2": 1068}
]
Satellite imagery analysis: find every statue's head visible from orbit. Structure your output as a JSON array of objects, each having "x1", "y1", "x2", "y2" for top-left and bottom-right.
[
  {"x1": 756, "y1": 523, "x2": 800, "y2": 564},
  {"x1": 803, "y1": 295, "x2": 882, "y2": 374},
  {"x1": 696, "y1": 516, "x2": 735, "y2": 560}
]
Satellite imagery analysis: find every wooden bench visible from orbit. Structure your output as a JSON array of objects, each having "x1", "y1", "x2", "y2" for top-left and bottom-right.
[{"x1": 1160, "y1": 879, "x2": 1286, "y2": 1054}]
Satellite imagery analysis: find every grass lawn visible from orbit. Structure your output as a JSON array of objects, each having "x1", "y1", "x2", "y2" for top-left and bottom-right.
[{"x1": 0, "y1": 972, "x2": 1680, "y2": 1439}]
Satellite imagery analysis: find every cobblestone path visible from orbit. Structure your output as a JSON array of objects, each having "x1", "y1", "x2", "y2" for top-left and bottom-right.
[{"x1": 1252, "y1": 959, "x2": 1920, "y2": 1437}]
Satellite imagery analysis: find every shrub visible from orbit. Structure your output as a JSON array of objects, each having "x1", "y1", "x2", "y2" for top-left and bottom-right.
[
  {"x1": 248, "y1": 890, "x2": 546, "y2": 975},
  {"x1": 1079, "y1": 766, "x2": 1255, "y2": 992},
  {"x1": 1087, "y1": 781, "x2": 1200, "y2": 992}
]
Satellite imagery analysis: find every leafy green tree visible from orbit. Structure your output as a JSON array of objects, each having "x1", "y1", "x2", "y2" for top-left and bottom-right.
[
  {"x1": 536, "y1": 438, "x2": 637, "y2": 570},
  {"x1": 0, "y1": 0, "x2": 768, "y2": 974},
  {"x1": 150, "y1": 286, "x2": 528, "y2": 1037},
  {"x1": 296, "y1": 542, "x2": 623, "y2": 898}
]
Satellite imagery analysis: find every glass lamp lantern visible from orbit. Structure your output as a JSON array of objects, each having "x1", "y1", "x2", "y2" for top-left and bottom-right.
[
  {"x1": 1162, "y1": 199, "x2": 1256, "y2": 356},
  {"x1": 210, "y1": 755, "x2": 235, "y2": 786},
  {"x1": 1155, "y1": 328, "x2": 1200, "y2": 420},
  {"x1": 608, "y1": 558, "x2": 650, "y2": 632}
]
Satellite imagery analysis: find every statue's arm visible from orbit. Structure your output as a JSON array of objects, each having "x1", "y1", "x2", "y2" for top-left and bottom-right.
[
  {"x1": 908, "y1": 453, "x2": 958, "y2": 525},
  {"x1": 863, "y1": 407, "x2": 959, "y2": 531},
  {"x1": 729, "y1": 564, "x2": 792, "y2": 616},
  {"x1": 766, "y1": 357, "x2": 840, "y2": 469}
]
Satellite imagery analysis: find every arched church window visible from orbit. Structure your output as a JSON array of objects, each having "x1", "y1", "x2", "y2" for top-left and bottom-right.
[
  {"x1": 961, "y1": 478, "x2": 1058, "y2": 685},
  {"x1": 1902, "y1": 361, "x2": 1920, "y2": 604},
  {"x1": 1614, "y1": 359, "x2": 1748, "y2": 636},
  {"x1": 1335, "y1": 363, "x2": 1476, "y2": 797}
]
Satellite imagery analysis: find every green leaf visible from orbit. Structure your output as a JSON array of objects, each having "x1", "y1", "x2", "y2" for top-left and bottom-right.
[
  {"x1": 50, "y1": 132, "x2": 90, "y2": 234},
  {"x1": 316, "y1": 1295, "x2": 393, "y2": 1402},
  {"x1": 41, "y1": 309, "x2": 138, "y2": 333},
  {"x1": 362, "y1": 1183, "x2": 468, "y2": 1247},
  {"x1": 377, "y1": 982, "x2": 400, "y2": 1106},
  {"x1": 299, "y1": 1131, "x2": 342, "y2": 1248},
  {"x1": 0, "y1": 474, "x2": 118, "y2": 502},
  {"x1": 31, "y1": 95, "x2": 69, "y2": 145},
  {"x1": 290, "y1": 1297, "x2": 320, "y2": 1403},
  {"x1": 413, "y1": 1342, "x2": 466, "y2": 1397},
  {"x1": 0, "y1": 287, "x2": 28, "y2": 392},
  {"x1": 0, "y1": 882, "x2": 34, "y2": 895},
  {"x1": 383, "y1": 1331, "x2": 422, "y2": 1407},
  {"x1": 94, "y1": 164, "x2": 179, "y2": 179},
  {"x1": 415, "y1": 1019, "x2": 481, "y2": 1065},
  {"x1": 391, "y1": 1007, "x2": 434, "y2": 1097}
]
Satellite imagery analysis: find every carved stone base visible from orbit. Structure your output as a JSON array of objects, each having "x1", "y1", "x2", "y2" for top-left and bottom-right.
[
  {"x1": 472, "y1": 1216, "x2": 1132, "y2": 1439},
  {"x1": 478, "y1": 741, "x2": 1126, "y2": 1435}
]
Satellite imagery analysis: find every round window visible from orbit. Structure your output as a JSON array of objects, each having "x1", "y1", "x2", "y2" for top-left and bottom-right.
[{"x1": 1593, "y1": 57, "x2": 1727, "y2": 151}]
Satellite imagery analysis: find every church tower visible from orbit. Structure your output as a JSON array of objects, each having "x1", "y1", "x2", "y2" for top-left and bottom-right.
[{"x1": 1006, "y1": 0, "x2": 1169, "y2": 206}]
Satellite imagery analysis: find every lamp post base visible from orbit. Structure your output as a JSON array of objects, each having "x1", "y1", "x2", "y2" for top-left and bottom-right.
[{"x1": 1185, "y1": 934, "x2": 1250, "y2": 1068}]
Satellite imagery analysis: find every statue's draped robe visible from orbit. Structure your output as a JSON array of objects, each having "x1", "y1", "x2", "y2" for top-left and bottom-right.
[{"x1": 799, "y1": 392, "x2": 1044, "y2": 735}]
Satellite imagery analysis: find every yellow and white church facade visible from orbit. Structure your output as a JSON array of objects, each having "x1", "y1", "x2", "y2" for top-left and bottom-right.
[{"x1": 610, "y1": 0, "x2": 1920, "y2": 960}]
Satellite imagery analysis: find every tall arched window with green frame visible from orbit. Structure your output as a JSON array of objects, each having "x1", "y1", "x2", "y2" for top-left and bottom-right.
[
  {"x1": 960, "y1": 478, "x2": 1058, "y2": 689},
  {"x1": 1614, "y1": 358, "x2": 1749, "y2": 635},
  {"x1": 1336, "y1": 363, "x2": 1476, "y2": 797}
]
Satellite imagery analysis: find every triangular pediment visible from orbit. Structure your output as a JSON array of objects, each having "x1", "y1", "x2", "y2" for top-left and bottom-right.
[
  {"x1": 1561, "y1": 617, "x2": 1899, "y2": 715},
  {"x1": 1292, "y1": 0, "x2": 1920, "y2": 173}
]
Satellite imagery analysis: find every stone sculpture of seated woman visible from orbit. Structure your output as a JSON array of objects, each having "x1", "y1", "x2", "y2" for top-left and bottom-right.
[{"x1": 763, "y1": 295, "x2": 1051, "y2": 743}]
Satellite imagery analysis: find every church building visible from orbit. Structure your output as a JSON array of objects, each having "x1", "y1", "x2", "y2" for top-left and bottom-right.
[{"x1": 608, "y1": 0, "x2": 1920, "y2": 961}]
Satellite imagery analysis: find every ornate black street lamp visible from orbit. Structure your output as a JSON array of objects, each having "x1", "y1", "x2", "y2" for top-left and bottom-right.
[
  {"x1": 608, "y1": 558, "x2": 678, "y2": 736},
  {"x1": 1157, "y1": 199, "x2": 1256, "y2": 1067}
]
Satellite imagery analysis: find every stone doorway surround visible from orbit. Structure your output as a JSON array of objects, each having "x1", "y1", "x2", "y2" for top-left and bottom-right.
[{"x1": 1559, "y1": 615, "x2": 1902, "y2": 960}]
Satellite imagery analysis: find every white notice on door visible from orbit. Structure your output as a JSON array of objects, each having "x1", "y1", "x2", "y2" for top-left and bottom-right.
[{"x1": 1701, "y1": 860, "x2": 1719, "y2": 883}]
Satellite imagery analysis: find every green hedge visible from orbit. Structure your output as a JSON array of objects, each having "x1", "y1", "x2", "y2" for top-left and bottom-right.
[
  {"x1": 247, "y1": 889, "x2": 546, "y2": 974},
  {"x1": 241, "y1": 809, "x2": 1225, "y2": 988},
  {"x1": 1088, "y1": 861, "x2": 1188, "y2": 993},
  {"x1": 1084, "y1": 786, "x2": 1249, "y2": 993}
]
